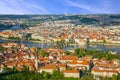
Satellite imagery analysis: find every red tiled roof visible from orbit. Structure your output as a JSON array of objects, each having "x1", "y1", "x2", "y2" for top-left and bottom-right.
[
  {"x1": 62, "y1": 70, "x2": 79, "y2": 73},
  {"x1": 69, "y1": 60, "x2": 90, "y2": 65},
  {"x1": 60, "y1": 55, "x2": 78, "y2": 60},
  {"x1": 40, "y1": 65, "x2": 58, "y2": 69},
  {"x1": 92, "y1": 69, "x2": 118, "y2": 73}
]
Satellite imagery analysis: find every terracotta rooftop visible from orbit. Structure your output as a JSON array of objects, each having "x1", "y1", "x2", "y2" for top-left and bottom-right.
[
  {"x1": 62, "y1": 70, "x2": 79, "y2": 73},
  {"x1": 39, "y1": 65, "x2": 58, "y2": 69},
  {"x1": 92, "y1": 69, "x2": 118, "y2": 73},
  {"x1": 60, "y1": 55, "x2": 78, "y2": 60},
  {"x1": 69, "y1": 60, "x2": 90, "y2": 65}
]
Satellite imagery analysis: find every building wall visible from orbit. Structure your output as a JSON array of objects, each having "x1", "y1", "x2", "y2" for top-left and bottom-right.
[
  {"x1": 38, "y1": 69, "x2": 56, "y2": 73},
  {"x1": 92, "y1": 71, "x2": 118, "y2": 77},
  {"x1": 64, "y1": 73, "x2": 80, "y2": 78}
]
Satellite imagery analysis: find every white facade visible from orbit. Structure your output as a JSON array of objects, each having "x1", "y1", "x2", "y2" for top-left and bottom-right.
[{"x1": 63, "y1": 72, "x2": 80, "y2": 78}]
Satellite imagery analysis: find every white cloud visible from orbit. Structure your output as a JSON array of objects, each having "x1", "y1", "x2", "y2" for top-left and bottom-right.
[
  {"x1": 0, "y1": 1, "x2": 28, "y2": 14},
  {"x1": 29, "y1": 4, "x2": 48, "y2": 13},
  {"x1": 64, "y1": 0, "x2": 115, "y2": 14},
  {"x1": 0, "y1": 0, "x2": 48, "y2": 14}
]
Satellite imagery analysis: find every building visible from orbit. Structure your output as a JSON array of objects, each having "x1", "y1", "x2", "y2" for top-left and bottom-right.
[
  {"x1": 62, "y1": 70, "x2": 80, "y2": 78},
  {"x1": 91, "y1": 69, "x2": 118, "y2": 78},
  {"x1": 59, "y1": 55, "x2": 78, "y2": 63},
  {"x1": 37, "y1": 64, "x2": 58, "y2": 73},
  {"x1": 67, "y1": 60, "x2": 91, "y2": 70}
]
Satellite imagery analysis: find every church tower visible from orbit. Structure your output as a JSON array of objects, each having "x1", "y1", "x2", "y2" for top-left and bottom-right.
[{"x1": 35, "y1": 55, "x2": 38, "y2": 70}]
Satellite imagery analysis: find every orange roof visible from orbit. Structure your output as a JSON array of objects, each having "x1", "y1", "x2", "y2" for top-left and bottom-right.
[
  {"x1": 62, "y1": 70, "x2": 79, "y2": 73},
  {"x1": 5, "y1": 62, "x2": 16, "y2": 66},
  {"x1": 58, "y1": 64, "x2": 66, "y2": 67},
  {"x1": 57, "y1": 49, "x2": 65, "y2": 53},
  {"x1": 60, "y1": 55, "x2": 78, "y2": 60},
  {"x1": 40, "y1": 65, "x2": 58, "y2": 69},
  {"x1": 80, "y1": 61, "x2": 90, "y2": 65},
  {"x1": 30, "y1": 47, "x2": 37, "y2": 52},
  {"x1": 92, "y1": 69, "x2": 118, "y2": 73},
  {"x1": 44, "y1": 48, "x2": 65, "y2": 54},
  {"x1": 15, "y1": 66, "x2": 23, "y2": 71},
  {"x1": 69, "y1": 60, "x2": 89, "y2": 65},
  {"x1": 38, "y1": 57, "x2": 49, "y2": 61},
  {"x1": 69, "y1": 60, "x2": 78, "y2": 64}
]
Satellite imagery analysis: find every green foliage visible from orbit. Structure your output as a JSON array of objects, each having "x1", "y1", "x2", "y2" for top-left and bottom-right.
[
  {"x1": 1, "y1": 67, "x2": 44, "y2": 80},
  {"x1": 99, "y1": 75, "x2": 120, "y2": 80},
  {"x1": 0, "y1": 46, "x2": 7, "y2": 51},
  {"x1": 35, "y1": 48, "x2": 41, "y2": 54},
  {"x1": 111, "y1": 74, "x2": 118, "y2": 80},
  {"x1": 21, "y1": 66, "x2": 30, "y2": 73},
  {"x1": 118, "y1": 74, "x2": 120, "y2": 80},
  {"x1": 4, "y1": 67, "x2": 18, "y2": 74},
  {"x1": 65, "y1": 51, "x2": 71, "y2": 55},
  {"x1": 74, "y1": 48, "x2": 86, "y2": 57},
  {"x1": 80, "y1": 17, "x2": 99, "y2": 25},
  {"x1": 40, "y1": 50, "x2": 49, "y2": 57},
  {"x1": 81, "y1": 71, "x2": 94, "y2": 80},
  {"x1": 1, "y1": 67, "x2": 120, "y2": 80},
  {"x1": 0, "y1": 67, "x2": 82, "y2": 80},
  {"x1": 51, "y1": 70, "x2": 64, "y2": 79},
  {"x1": 64, "y1": 77, "x2": 80, "y2": 80},
  {"x1": 8, "y1": 37, "x2": 20, "y2": 40},
  {"x1": 44, "y1": 72, "x2": 51, "y2": 79},
  {"x1": 74, "y1": 48, "x2": 120, "y2": 60}
]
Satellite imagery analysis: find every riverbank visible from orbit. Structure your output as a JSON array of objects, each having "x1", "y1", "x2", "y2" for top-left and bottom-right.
[
  {"x1": 0, "y1": 37, "x2": 51, "y2": 44},
  {"x1": 1, "y1": 37, "x2": 120, "y2": 46},
  {"x1": 0, "y1": 37, "x2": 120, "y2": 53},
  {"x1": 90, "y1": 42, "x2": 120, "y2": 46}
]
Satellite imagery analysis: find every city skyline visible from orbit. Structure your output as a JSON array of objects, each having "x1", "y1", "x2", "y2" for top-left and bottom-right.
[{"x1": 0, "y1": 0, "x2": 120, "y2": 14}]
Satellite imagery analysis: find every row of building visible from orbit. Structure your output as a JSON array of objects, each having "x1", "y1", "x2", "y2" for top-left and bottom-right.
[
  {"x1": 0, "y1": 42, "x2": 120, "y2": 79},
  {"x1": 0, "y1": 23, "x2": 120, "y2": 44}
]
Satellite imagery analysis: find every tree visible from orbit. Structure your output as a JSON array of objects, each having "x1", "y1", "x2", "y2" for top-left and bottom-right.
[
  {"x1": 21, "y1": 66, "x2": 30, "y2": 73},
  {"x1": 111, "y1": 74, "x2": 117, "y2": 80},
  {"x1": 118, "y1": 74, "x2": 120, "y2": 80},
  {"x1": 64, "y1": 77, "x2": 79, "y2": 80},
  {"x1": 4, "y1": 67, "x2": 17, "y2": 74},
  {"x1": 74, "y1": 48, "x2": 86, "y2": 58},
  {"x1": 0, "y1": 46, "x2": 7, "y2": 51},
  {"x1": 75, "y1": 48, "x2": 80, "y2": 55},
  {"x1": 35, "y1": 48, "x2": 40, "y2": 54},
  {"x1": 52, "y1": 70, "x2": 64, "y2": 79},
  {"x1": 65, "y1": 51, "x2": 71, "y2": 55},
  {"x1": 44, "y1": 72, "x2": 51, "y2": 79},
  {"x1": 40, "y1": 50, "x2": 49, "y2": 57}
]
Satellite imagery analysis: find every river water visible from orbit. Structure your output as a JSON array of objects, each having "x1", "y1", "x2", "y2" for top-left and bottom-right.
[
  {"x1": 1, "y1": 25, "x2": 120, "y2": 53},
  {"x1": 0, "y1": 39, "x2": 120, "y2": 54}
]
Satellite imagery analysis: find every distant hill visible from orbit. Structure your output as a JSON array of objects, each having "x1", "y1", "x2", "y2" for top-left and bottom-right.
[{"x1": 0, "y1": 14, "x2": 120, "y2": 27}]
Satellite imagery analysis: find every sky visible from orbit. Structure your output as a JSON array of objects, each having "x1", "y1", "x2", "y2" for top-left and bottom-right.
[{"x1": 0, "y1": 0, "x2": 120, "y2": 14}]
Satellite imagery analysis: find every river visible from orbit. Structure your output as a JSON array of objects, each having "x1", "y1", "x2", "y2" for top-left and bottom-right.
[
  {"x1": 1, "y1": 25, "x2": 119, "y2": 53},
  {"x1": 0, "y1": 39, "x2": 120, "y2": 54}
]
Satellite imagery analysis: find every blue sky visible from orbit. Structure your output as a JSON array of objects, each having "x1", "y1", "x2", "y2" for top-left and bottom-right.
[{"x1": 0, "y1": 0, "x2": 120, "y2": 14}]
